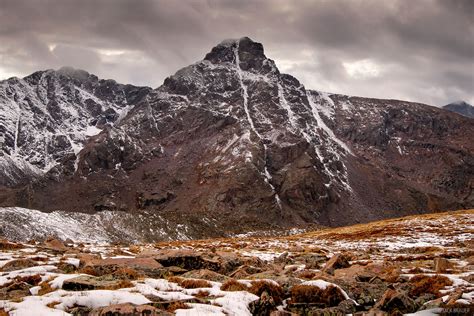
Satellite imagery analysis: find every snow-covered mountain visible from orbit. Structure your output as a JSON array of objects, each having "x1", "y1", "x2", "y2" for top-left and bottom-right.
[
  {"x1": 1, "y1": 37, "x2": 473, "y2": 242},
  {"x1": 0, "y1": 67, "x2": 150, "y2": 186},
  {"x1": 443, "y1": 100, "x2": 474, "y2": 118}
]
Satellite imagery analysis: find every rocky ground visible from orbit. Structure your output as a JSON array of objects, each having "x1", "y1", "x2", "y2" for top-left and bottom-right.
[{"x1": 0, "y1": 209, "x2": 472, "y2": 315}]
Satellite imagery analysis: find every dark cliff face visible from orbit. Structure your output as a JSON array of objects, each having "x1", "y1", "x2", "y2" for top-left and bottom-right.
[{"x1": 1, "y1": 38, "x2": 473, "y2": 241}]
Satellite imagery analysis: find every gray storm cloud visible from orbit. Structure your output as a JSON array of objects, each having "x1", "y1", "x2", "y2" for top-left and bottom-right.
[{"x1": 0, "y1": 0, "x2": 472, "y2": 106}]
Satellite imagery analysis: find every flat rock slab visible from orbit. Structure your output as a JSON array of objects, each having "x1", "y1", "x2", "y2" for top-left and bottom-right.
[
  {"x1": 88, "y1": 257, "x2": 163, "y2": 268},
  {"x1": 42, "y1": 238, "x2": 68, "y2": 252},
  {"x1": 62, "y1": 275, "x2": 131, "y2": 291},
  {"x1": 154, "y1": 250, "x2": 220, "y2": 271},
  {"x1": 150, "y1": 298, "x2": 201, "y2": 310},
  {"x1": 181, "y1": 269, "x2": 229, "y2": 282},
  {"x1": 0, "y1": 282, "x2": 32, "y2": 300},
  {"x1": 83, "y1": 257, "x2": 164, "y2": 277},
  {"x1": 90, "y1": 303, "x2": 172, "y2": 316},
  {"x1": 1, "y1": 259, "x2": 38, "y2": 272}
]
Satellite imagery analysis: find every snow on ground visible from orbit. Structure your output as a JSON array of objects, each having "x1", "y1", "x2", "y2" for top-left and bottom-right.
[
  {"x1": 3, "y1": 289, "x2": 151, "y2": 316},
  {"x1": 0, "y1": 210, "x2": 472, "y2": 315},
  {"x1": 240, "y1": 250, "x2": 283, "y2": 262},
  {"x1": 0, "y1": 261, "x2": 259, "y2": 315},
  {"x1": 0, "y1": 206, "x2": 204, "y2": 243},
  {"x1": 302, "y1": 280, "x2": 350, "y2": 300}
]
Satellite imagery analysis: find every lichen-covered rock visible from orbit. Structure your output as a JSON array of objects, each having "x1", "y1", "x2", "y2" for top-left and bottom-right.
[
  {"x1": 154, "y1": 250, "x2": 220, "y2": 271},
  {"x1": 249, "y1": 291, "x2": 277, "y2": 316},
  {"x1": 62, "y1": 275, "x2": 133, "y2": 291},
  {"x1": 89, "y1": 303, "x2": 169, "y2": 316},
  {"x1": 180, "y1": 269, "x2": 229, "y2": 282},
  {"x1": 322, "y1": 254, "x2": 351, "y2": 275},
  {"x1": 0, "y1": 282, "x2": 31, "y2": 300},
  {"x1": 1, "y1": 259, "x2": 37, "y2": 272},
  {"x1": 373, "y1": 289, "x2": 418, "y2": 314}
]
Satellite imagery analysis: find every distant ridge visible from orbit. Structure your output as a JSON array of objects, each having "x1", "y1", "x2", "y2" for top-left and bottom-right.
[{"x1": 443, "y1": 100, "x2": 474, "y2": 118}]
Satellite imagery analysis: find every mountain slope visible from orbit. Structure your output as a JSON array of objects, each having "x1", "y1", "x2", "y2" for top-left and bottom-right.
[
  {"x1": 1, "y1": 37, "x2": 473, "y2": 241},
  {"x1": 314, "y1": 93, "x2": 474, "y2": 217},
  {"x1": 443, "y1": 100, "x2": 474, "y2": 118}
]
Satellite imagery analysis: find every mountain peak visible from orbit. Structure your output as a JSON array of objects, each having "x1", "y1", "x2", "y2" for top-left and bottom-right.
[
  {"x1": 443, "y1": 100, "x2": 474, "y2": 118},
  {"x1": 204, "y1": 37, "x2": 268, "y2": 71},
  {"x1": 22, "y1": 66, "x2": 97, "y2": 86},
  {"x1": 56, "y1": 66, "x2": 91, "y2": 81}
]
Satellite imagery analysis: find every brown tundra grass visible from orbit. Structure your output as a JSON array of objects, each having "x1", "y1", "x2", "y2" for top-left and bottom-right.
[
  {"x1": 167, "y1": 301, "x2": 190, "y2": 312},
  {"x1": 221, "y1": 279, "x2": 248, "y2": 291},
  {"x1": 249, "y1": 280, "x2": 284, "y2": 305},
  {"x1": 180, "y1": 279, "x2": 212, "y2": 289},
  {"x1": 290, "y1": 284, "x2": 346, "y2": 306},
  {"x1": 114, "y1": 267, "x2": 141, "y2": 280},
  {"x1": 195, "y1": 290, "x2": 210, "y2": 298},
  {"x1": 168, "y1": 276, "x2": 212, "y2": 289},
  {"x1": 103, "y1": 279, "x2": 134, "y2": 290},
  {"x1": 15, "y1": 274, "x2": 42, "y2": 286},
  {"x1": 38, "y1": 279, "x2": 55, "y2": 296},
  {"x1": 46, "y1": 301, "x2": 61, "y2": 308},
  {"x1": 409, "y1": 275, "x2": 453, "y2": 297},
  {"x1": 78, "y1": 266, "x2": 99, "y2": 276},
  {"x1": 0, "y1": 240, "x2": 23, "y2": 250}
]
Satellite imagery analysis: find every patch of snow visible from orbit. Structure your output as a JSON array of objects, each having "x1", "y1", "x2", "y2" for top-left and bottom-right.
[
  {"x1": 63, "y1": 258, "x2": 80, "y2": 268},
  {"x1": 49, "y1": 274, "x2": 82, "y2": 289},
  {"x1": 213, "y1": 291, "x2": 259, "y2": 316},
  {"x1": 405, "y1": 308, "x2": 443, "y2": 316},
  {"x1": 84, "y1": 125, "x2": 102, "y2": 137},
  {"x1": 176, "y1": 303, "x2": 225, "y2": 316},
  {"x1": 302, "y1": 279, "x2": 350, "y2": 300},
  {"x1": 240, "y1": 250, "x2": 283, "y2": 261},
  {"x1": 308, "y1": 94, "x2": 352, "y2": 154}
]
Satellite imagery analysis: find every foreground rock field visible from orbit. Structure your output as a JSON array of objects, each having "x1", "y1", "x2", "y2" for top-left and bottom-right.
[{"x1": 0, "y1": 209, "x2": 473, "y2": 315}]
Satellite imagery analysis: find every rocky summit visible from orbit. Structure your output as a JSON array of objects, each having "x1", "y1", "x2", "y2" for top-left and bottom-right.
[{"x1": 1, "y1": 37, "x2": 474, "y2": 242}]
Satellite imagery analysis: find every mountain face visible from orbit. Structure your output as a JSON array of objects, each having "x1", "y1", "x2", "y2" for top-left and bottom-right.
[
  {"x1": 0, "y1": 67, "x2": 151, "y2": 186},
  {"x1": 1, "y1": 37, "x2": 473, "y2": 242},
  {"x1": 443, "y1": 100, "x2": 474, "y2": 118}
]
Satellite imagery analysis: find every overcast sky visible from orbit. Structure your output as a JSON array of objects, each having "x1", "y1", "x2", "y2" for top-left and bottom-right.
[{"x1": 0, "y1": 0, "x2": 472, "y2": 106}]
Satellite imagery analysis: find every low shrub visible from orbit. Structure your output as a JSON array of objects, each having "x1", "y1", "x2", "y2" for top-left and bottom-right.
[
  {"x1": 167, "y1": 276, "x2": 183, "y2": 284},
  {"x1": 195, "y1": 290, "x2": 210, "y2": 298},
  {"x1": 0, "y1": 240, "x2": 23, "y2": 250},
  {"x1": 38, "y1": 280, "x2": 55, "y2": 295}
]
